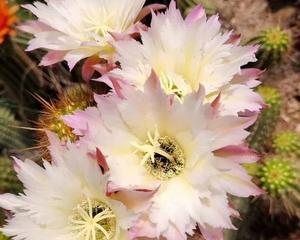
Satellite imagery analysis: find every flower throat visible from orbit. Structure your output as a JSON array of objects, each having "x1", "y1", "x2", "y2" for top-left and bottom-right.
[{"x1": 134, "y1": 128, "x2": 185, "y2": 180}]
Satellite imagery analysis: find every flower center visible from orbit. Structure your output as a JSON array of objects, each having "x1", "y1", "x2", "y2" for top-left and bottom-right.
[
  {"x1": 83, "y1": 9, "x2": 114, "y2": 38},
  {"x1": 69, "y1": 198, "x2": 116, "y2": 240},
  {"x1": 133, "y1": 128, "x2": 185, "y2": 180}
]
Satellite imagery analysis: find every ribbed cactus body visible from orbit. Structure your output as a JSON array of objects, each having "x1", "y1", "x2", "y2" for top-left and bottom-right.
[
  {"x1": 273, "y1": 131, "x2": 300, "y2": 157},
  {"x1": 248, "y1": 86, "x2": 282, "y2": 152},
  {"x1": 0, "y1": 107, "x2": 26, "y2": 150},
  {"x1": 177, "y1": 0, "x2": 217, "y2": 16},
  {"x1": 0, "y1": 156, "x2": 22, "y2": 194}
]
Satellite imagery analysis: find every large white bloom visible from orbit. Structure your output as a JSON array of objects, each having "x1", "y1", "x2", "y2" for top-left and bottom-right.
[
  {"x1": 20, "y1": 0, "x2": 148, "y2": 69},
  {"x1": 110, "y1": 2, "x2": 264, "y2": 116},
  {"x1": 64, "y1": 74, "x2": 263, "y2": 240},
  {"x1": 0, "y1": 136, "x2": 135, "y2": 240}
]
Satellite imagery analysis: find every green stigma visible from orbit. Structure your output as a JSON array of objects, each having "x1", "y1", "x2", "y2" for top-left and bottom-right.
[
  {"x1": 69, "y1": 198, "x2": 116, "y2": 240},
  {"x1": 257, "y1": 157, "x2": 296, "y2": 196},
  {"x1": 273, "y1": 131, "x2": 300, "y2": 157}
]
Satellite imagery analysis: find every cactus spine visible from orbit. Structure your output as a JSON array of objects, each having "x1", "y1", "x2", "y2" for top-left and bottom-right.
[{"x1": 273, "y1": 131, "x2": 300, "y2": 157}]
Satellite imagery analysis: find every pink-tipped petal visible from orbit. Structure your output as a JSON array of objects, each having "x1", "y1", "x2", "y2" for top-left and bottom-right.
[
  {"x1": 241, "y1": 68, "x2": 264, "y2": 79},
  {"x1": 129, "y1": 216, "x2": 157, "y2": 239},
  {"x1": 199, "y1": 225, "x2": 224, "y2": 240},
  {"x1": 95, "y1": 148, "x2": 109, "y2": 174},
  {"x1": 11, "y1": 156, "x2": 21, "y2": 173},
  {"x1": 62, "y1": 107, "x2": 101, "y2": 136},
  {"x1": 215, "y1": 173, "x2": 264, "y2": 197},
  {"x1": 211, "y1": 93, "x2": 221, "y2": 112},
  {"x1": 144, "y1": 69, "x2": 161, "y2": 90},
  {"x1": 109, "y1": 32, "x2": 132, "y2": 41},
  {"x1": 185, "y1": 5, "x2": 205, "y2": 24},
  {"x1": 40, "y1": 50, "x2": 67, "y2": 66},
  {"x1": 107, "y1": 183, "x2": 158, "y2": 212},
  {"x1": 18, "y1": 20, "x2": 54, "y2": 34},
  {"x1": 135, "y1": 4, "x2": 166, "y2": 22},
  {"x1": 213, "y1": 145, "x2": 259, "y2": 164},
  {"x1": 65, "y1": 48, "x2": 98, "y2": 70},
  {"x1": 0, "y1": 194, "x2": 24, "y2": 212},
  {"x1": 93, "y1": 61, "x2": 117, "y2": 76},
  {"x1": 226, "y1": 33, "x2": 241, "y2": 44},
  {"x1": 82, "y1": 56, "x2": 101, "y2": 81}
]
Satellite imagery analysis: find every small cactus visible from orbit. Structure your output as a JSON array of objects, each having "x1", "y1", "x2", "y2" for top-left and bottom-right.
[
  {"x1": 177, "y1": 0, "x2": 217, "y2": 16},
  {"x1": 256, "y1": 156, "x2": 300, "y2": 217},
  {"x1": 273, "y1": 131, "x2": 300, "y2": 157},
  {"x1": 0, "y1": 156, "x2": 22, "y2": 194},
  {"x1": 250, "y1": 27, "x2": 290, "y2": 66},
  {"x1": 257, "y1": 157, "x2": 296, "y2": 196},
  {"x1": 0, "y1": 106, "x2": 26, "y2": 150},
  {"x1": 37, "y1": 84, "x2": 94, "y2": 150},
  {"x1": 248, "y1": 86, "x2": 282, "y2": 152}
]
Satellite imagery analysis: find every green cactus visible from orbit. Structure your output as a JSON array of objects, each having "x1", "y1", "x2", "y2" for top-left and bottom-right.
[
  {"x1": 0, "y1": 232, "x2": 9, "y2": 240},
  {"x1": 38, "y1": 84, "x2": 94, "y2": 143},
  {"x1": 257, "y1": 157, "x2": 296, "y2": 196},
  {"x1": 0, "y1": 107, "x2": 26, "y2": 150},
  {"x1": 273, "y1": 131, "x2": 300, "y2": 157},
  {"x1": 250, "y1": 27, "x2": 290, "y2": 66},
  {"x1": 177, "y1": 0, "x2": 217, "y2": 16},
  {"x1": 257, "y1": 156, "x2": 300, "y2": 218},
  {"x1": 248, "y1": 86, "x2": 282, "y2": 152},
  {"x1": 0, "y1": 156, "x2": 23, "y2": 194}
]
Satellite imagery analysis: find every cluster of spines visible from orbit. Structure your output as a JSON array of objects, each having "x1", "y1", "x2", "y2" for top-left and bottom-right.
[
  {"x1": 257, "y1": 157, "x2": 296, "y2": 196},
  {"x1": 248, "y1": 85, "x2": 282, "y2": 152},
  {"x1": 272, "y1": 131, "x2": 300, "y2": 157},
  {"x1": 38, "y1": 84, "x2": 94, "y2": 143},
  {"x1": 36, "y1": 84, "x2": 95, "y2": 160}
]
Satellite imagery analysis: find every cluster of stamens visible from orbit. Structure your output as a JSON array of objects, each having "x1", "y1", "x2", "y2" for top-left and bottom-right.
[
  {"x1": 69, "y1": 198, "x2": 116, "y2": 240},
  {"x1": 133, "y1": 127, "x2": 185, "y2": 180}
]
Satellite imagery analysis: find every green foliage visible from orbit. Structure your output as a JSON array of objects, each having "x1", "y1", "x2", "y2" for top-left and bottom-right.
[
  {"x1": 177, "y1": 0, "x2": 217, "y2": 16},
  {"x1": 0, "y1": 107, "x2": 26, "y2": 150},
  {"x1": 0, "y1": 156, "x2": 23, "y2": 194},
  {"x1": 248, "y1": 86, "x2": 282, "y2": 152},
  {"x1": 273, "y1": 131, "x2": 300, "y2": 157}
]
